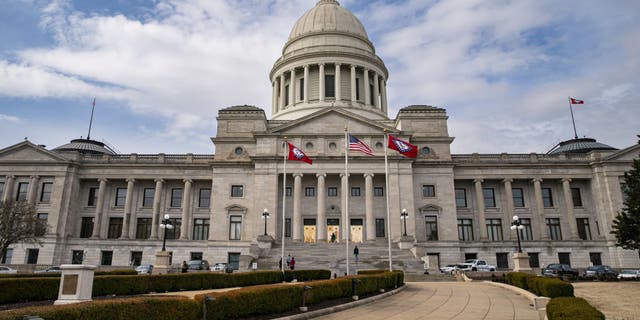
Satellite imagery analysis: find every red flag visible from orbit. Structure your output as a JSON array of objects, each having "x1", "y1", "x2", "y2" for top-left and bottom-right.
[
  {"x1": 287, "y1": 142, "x2": 312, "y2": 165},
  {"x1": 569, "y1": 97, "x2": 584, "y2": 104},
  {"x1": 387, "y1": 135, "x2": 417, "y2": 158}
]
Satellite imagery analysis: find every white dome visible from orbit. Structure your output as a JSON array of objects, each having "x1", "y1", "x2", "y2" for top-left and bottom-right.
[{"x1": 288, "y1": 0, "x2": 369, "y2": 42}]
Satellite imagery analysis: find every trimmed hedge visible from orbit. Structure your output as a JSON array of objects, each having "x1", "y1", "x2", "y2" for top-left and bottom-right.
[
  {"x1": 547, "y1": 297, "x2": 605, "y2": 320},
  {"x1": 284, "y1": 269, "x2": 331, "y2": 282},
  {"x1": 0, "y1": 277, "x2": 60, "y2": 304},
  {"x1": 505, "y1": 272, "x2": 573, "y2": 298},
  {"x1": 0, "y1": 269, "x2": 137, "y2": 279}
]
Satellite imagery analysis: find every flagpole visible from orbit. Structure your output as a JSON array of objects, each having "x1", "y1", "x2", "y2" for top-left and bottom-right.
[
  {"x1": 568, "y1": 97, "x2": 578, "y2": 139},
  {"x1": 87, "y1": 98, "x2": 96, "y2": 140},
  {"x1": 344, "y1": 127, "x2": 350, "y2": 275},
  {"x1": 281, "y1": 139, "x2": 287, "y2": 272},
  {"x1": 384, "y1": 130, "x2": 392, "y2": 271}
]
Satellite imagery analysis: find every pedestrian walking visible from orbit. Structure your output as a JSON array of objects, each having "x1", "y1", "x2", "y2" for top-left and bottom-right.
[
  {"x1": 279, "y1": 257, "x2": 282, "y2": 270},
  {"x1": 354, "y1": 245, "x2": 359, "y2": 263},
  {"x1": 290, "y1": 256, "x2": 296, "y2": 270},
  {"x1": 331, "y1": 232, "x2": 336, "y2": 243},
  {"x1": 286, "y1": 254, "x2": 291, "y2": 268},
  {"x1": 181, "y1": 261, "x2": 188, "y2": 273}
]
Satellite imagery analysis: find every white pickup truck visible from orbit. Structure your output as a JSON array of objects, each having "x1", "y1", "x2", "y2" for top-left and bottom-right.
[{"x1": 456, "y1": 259, "x2": 496, "y2": 272}]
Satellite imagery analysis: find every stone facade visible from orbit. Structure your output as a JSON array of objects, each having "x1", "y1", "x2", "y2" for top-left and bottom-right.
[{"x1": 1, "y1": 0, "x2": 639, "y2": 271}]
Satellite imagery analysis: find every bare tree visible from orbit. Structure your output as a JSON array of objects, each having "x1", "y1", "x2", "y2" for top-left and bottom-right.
[{"x1": 0, "y1": 201, "x2": 48, "y2": 262}]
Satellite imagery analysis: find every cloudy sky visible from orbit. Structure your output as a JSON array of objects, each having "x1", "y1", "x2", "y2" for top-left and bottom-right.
[{"x1": 1, "y1": 0, "x2": 638, "y2": 154}]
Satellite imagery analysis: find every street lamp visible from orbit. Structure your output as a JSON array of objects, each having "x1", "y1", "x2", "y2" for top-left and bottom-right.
[
  {"x1": 400, "y1": 208, "x2": 408, "y2": 237},
  {"x1": 262, "y1": 208, "x2": 270, "y2": 236},
  {"x1": 510, "y1": 215, "x2": 524, "y2": 253},
  {"x1": 160, "y1": 214, "x2": 174, "y2": 252}
]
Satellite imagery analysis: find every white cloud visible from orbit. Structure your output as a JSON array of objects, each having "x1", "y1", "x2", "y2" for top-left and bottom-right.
[{"x1": 0, "y1": 114, "x2": 21, "y2": 122}]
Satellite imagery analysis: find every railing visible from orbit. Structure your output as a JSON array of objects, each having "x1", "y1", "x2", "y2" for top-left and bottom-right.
[
  {"x1": 79, "y1": 153, "x2": 215, "y2": 163},
  {"x1": 452, "y1": 153, "x2": 593, "y2": 163}
]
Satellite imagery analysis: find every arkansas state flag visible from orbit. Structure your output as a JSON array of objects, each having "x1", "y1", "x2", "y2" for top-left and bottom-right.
[
  {"x1": 387, "y1": 135, "x2": 418, "y2": 158},
  {"x1": 287, "y1": 142, "x2": 312, "y2": 165},
  {"x1": 569, "y1": 97, "x2": 584, "y2": 104}
]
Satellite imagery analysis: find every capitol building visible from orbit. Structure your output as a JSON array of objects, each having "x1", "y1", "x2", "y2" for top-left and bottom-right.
[{"x1": 1, "y1": 0, "x2": 638, "y2": 272}]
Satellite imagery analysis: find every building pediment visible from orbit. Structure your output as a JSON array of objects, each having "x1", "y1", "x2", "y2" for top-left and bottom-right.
[
  {"x1": 602, "y1": 143, "x2": 640, "y2": 161},
  {"x1": 270, "y1": 107, "x2": 396, "y2": 136},
  {"x1": 0, "y1": 140, "x2": 69, "y2": 162}
]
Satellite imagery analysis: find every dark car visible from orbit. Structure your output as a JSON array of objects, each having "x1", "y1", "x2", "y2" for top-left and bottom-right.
[
  {"x1": 541, "y1": 263, "x2": 578, "y2": 277},
  {"x1": 585, "y1": 265, "x2": 618, "y2": 279},
  {"x1": 188, "y1": 260, "x2": 210, "y2": 271}
]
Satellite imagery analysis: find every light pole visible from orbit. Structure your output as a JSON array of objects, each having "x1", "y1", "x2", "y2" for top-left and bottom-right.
[
  {"x1": 400, "y1": 208, "x2": 408, "y2": 237},
  {"x1": 510, "y1": 215, "x2": 524, "y2": 253},
  {"x1": 160, "y1": 214, "x2": 174, "y2": 252},
  {"x1": 262, "y1": 208, "x2": 270, "y2": 236}
]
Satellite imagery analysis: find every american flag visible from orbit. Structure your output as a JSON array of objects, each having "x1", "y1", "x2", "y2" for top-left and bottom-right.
[{"x1": 348, "y1": 134, "x2": 373, "y2": 156}]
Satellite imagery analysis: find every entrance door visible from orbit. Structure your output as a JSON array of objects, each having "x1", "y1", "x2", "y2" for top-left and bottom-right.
[
  {"x1": 304, "y1": 219, "x2": 316, "y2": 243},
  {"x1": 327, "y1": 219, "x2": 340, "y2": 243},
  {"x1": 350, "y1": 219, "x2": 363, "y2": 243}
]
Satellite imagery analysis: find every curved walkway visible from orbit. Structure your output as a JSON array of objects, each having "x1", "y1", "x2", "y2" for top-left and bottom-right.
[{"x1": 315, "y1": 282, "x2": 539, "y2": 320}]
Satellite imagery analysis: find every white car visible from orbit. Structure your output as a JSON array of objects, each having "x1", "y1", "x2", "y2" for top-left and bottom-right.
[
  {"x1": 617, "y1": 270, "x2": 640, "y2": 280},
  {"x1": 210, "y1": 263, "x2": 228, "y2": 272},
  {"x1": 439, "y1": 264, "x2": 457, "y2": 274},
  {"x1": 0, "y1": 266, "x2": 17, "y2": 274},
  {"x1": 456, "y1": 259, "x2": 496, "y2": 272}
]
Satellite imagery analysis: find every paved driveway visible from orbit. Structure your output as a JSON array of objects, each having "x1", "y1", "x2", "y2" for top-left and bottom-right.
[{"x1": 315, "y1": 282, "x2": 539, "y2": 320}]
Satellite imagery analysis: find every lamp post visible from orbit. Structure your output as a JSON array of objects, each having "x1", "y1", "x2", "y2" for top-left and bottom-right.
[
  {"x1": 400, "y1": 208, "x2": 408, "y2": 237},
  {"x1": 262, "y1": 208, "x2": 270, "y2": 236},
  {"x1": 160, "y1": 214, "x2": 174, "y2": 252},
  {"x1": 510, "y1": 215, "x2": 524, "y2": 253}
]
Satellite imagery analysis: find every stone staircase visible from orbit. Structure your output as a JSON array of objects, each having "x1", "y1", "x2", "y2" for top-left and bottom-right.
[{"x1": 256, "y1": 239, "x2": 426, "y2": 275}]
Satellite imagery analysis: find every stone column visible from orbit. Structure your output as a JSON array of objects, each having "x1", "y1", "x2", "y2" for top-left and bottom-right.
[
  {"x1": 150, "y1": 178, "x2": 164, "y2": 240},
  {"x1": 340, "y1": 173, "x2": 349, "y2": 240},
  {"x1": 364, "y1": 173, "x2": 375, "y2": 241},
  {"x1": 562, "y1": 178, "x2": 579, "y2": 239},
  {"x1": 121, "y1": 178, "x2": 135, "y2": 239},
  {"x1": 303, "y1": 65, "x2": 309, "y2": 103},
  {"x1": 532, "y1": 178, "x2": 548, "y2": 240},
  {"x1": 335, "y1": 63, "x2": 341, "y2": 101},
  {"x1": 319, "y1": 64, "x2": 325, "y2": 102},
  {"x1": 292, "y1": 173, "x2": 303, "y2": 241},
  {"x1": 502, "y1": 179, "x2": 514, "y2": 240},
  {"x1": 91, "y1": 178, "x2": 108, "y2": 239},
  {"x1": 373, "y1": 73, "x2": 380, "y2": 109},
  {"x1": 2, "y1": 175, "x2": 15, "y2": 203},
  {"x1": 474, "y1": 178, "x2": 488, "y2": 240},
  {"x1": 364, "y1": 68, "x2": 370, "y2": 106},
  {"x1": 180, "y1": 179, "x2": 193, "y2": 240},
  {"x1": 316, "y1": 173, "x2": 327, "y2": 241},
  {"x1": 381, "y1": 79, "x2": 388, "y2": 114},
  {"x1": 350, "y1": 65, "x2": 357, "y2": 102},
  {"x1": 27, "y1": 175, "x2": 40, "y2": 204},
  {"x1": 272, "y1": 80, "x2": 277, "y2": 114},
  {"x1": 279, "y1": 74, "x2": 285, "y2": 109},
  {"x1": 289, "y1": 69, "x2": 296, "y2": 106}
]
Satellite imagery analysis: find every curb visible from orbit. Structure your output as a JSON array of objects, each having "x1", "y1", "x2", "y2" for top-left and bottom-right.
[
  {"x1": 273, "y1": 285, "x2": 407, "y2": 320},
  {"x1": 483, "y1": 281, "x2": 549, "y2": 320}
]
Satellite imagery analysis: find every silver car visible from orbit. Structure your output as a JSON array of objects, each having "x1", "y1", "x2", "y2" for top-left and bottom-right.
[
  {"x1": 0, "y1": 266, "x2": 17, "y2": 274},
  {"x1": 617, "y1": 270, "x2": 640, "y2": 280}
]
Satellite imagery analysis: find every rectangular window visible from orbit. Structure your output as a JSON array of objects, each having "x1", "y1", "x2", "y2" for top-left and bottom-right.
[
  {"x1": 16, "y1": 182, "x2": 28, "y2": 201},
  {"x1": 621, "y1": 182, "x2": 629, "y2": 203},
  {"x1": 228, "y1": 252, "x2": 240, "y2": 270},
  {"x1": 285, "y1": 218, "x2": 291, "y2": 237},
  {"x1": 571, "y1": 188, "x2": 583, "y2": 207},
  {"x1": 1, "y1": 248, "x2": 13, "y2": 264},
  {"x1": 558, "y1": 252, "x2": 571, "y2": 266},
  {"x1": 425, "y1": 216, "x2": 438, "y2": 241},
  {"x1": 36, "y1": 213, "x2": 48, "y2": 236},
  {"x1": 369, "y1": 83, "x2": 374, "y2": 105},
  {"x1": 40, "y1": 182, "x2": 53, "y2": 203},
  {"x1": 299, "y1": 78, "x2": 304, "y2": 100},
  {"x1": 164, "y1": 218, "x2": 181, "y2": 239},
  {"x1": 483, "y1": 188, "x2": 496, "y2": 208},
  {"x1": 305, "y1": 187, "x2": 315, "y2": 197},
  {"x1": 325, "y1": 75, "x2": 335, "y2": 98},
  {"x1": 455, "y1": 188, "x2": 467, "y2": 208},
  {"x1": 130, "y1": 251, "x2": 143, "y2": 267},
  {"x1": 542, "y1": 188, "x2": 554, "y2": 207},
  {"x1": 422, "y1": 185, "x2": 435, "y2": 197},
  {"x1": 136, "y1": 218, "x2": 152, "y2": 239},
  {"x1": 465, "y1": 253, "x2": 477, "y2": 260},
  {"x1": 26, "y1": 248, "x2": 39, "y2": 264},
  {"x1": 528, "y1": 252, "x2": 540, "y2": 268},
  {"x1": 284, "y1": 84, "x2": 289, "y2": 105},
  {"x1": 87, "y1": 187, "x2": 98, "y2": 206},
  {"x1": 577, "y1": 218, "x2": 592, "y2": 240},
  {"x1": 0, "y1": 182, "x2": 4, "y2": 200},
  {"x1": 231, "y1": 185, "x2": 244, "y2": 198},
  {"x1": 519, "y1": 218, "x2": 533, "y2": 241},
  {"x1": 107, "y1": 217, "x2": 123, "y2": 239},
  {"x1": 72, "y1": 250, "x2": 84, "y2": 264},
  {"x1": 512, "y1": 188, "x2": 525, "y2": 207},
  {"x1": 355, "y1": 78, "x2": 360, "y2": 100},
  {"x1": 328, "y1": 187, "x2": 338, "y2": 197},
  {"x1": 457, "y1": 219, "x2": 474, "y2": 241},
  {"x1": 171, "y1": 188, "x2": 183, "y2": 207},
  {"x1": 229, "y1": 216, "x2": 242, "y2": 240},
  {"x1": 193, "y1": 218, "x2": 210, "y2": 240},
  {"x1": 589, "y1": 252, "x2": 602, "y2": 266},
  {"x1": 374, "y1": 187, "x2": 384, "y2": 197},
  {"x1": 101, "y1": 251, "x2": 113, "y2": 266},
  {"x1": 546, "y1": 218, "x2": 562, "y2": 240},
  {"x1": 115, "y1": 188, "x2": 127, "y2": 207},
  {"x1": 141, "y1": 188, "x2": 154, "y2": 207},
  {"x1": 376, "y1": 218, "x2": 385, "y2": 237},
  {"x1": 285, "y1": 187, "x2": 292, "y2": 197},
  {"x1": 351, "y1": 187, "x2": 361, "y2": 197},
  {"x1": 199, "y1": 188, "x2": 211, "y2": 208},
  {"x1": 496, "y1": 252, "x2": 509, "y2": 269},
  {"x1": 80, "y1": 217, "x2": 94, "y2": 238},
  {"x1": 486, "y1": 218, "x2": 503, "y2": 241},
  {"x1": 190, "y1": 252, "x2": 203, "y2": 260}
]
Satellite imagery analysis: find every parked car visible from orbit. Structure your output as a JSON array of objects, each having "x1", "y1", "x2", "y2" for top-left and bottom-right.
[
  {"x1": 617, "y1": 270, "x2": 640, "y2": 280},
  {"x1": 188, "y1": 260, "x2": 210, "y2": 271},
  {"x1": 456, "y1": 259, "x2": 496, "y2": 272},
  {"x1": 0, "y1": 266, "x2": 17, "y2": 274},
  {"x1": 541, "y1": 263, "x2": 578, "y2": 277},
  {"x1": 210, "y1": 263, "x2": 228, "y2": 272},
  {"x1": 135, "y1": 264, "x2": 153, "y2": 274},
  {"x1": 439, "y1": 264, "x2": 457, "y2": 274},
  {"x1": 585, "y1": 265, "x2": 618, "y2": 279},
  {"x1": 34, "y1": 266, "x2": 61, "y2": 273}
]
